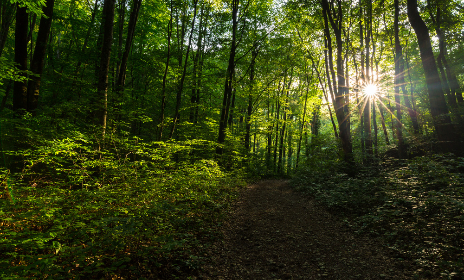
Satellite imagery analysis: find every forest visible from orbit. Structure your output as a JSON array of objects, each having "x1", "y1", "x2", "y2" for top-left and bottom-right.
[{"x1": 1, "y1": 0, "x2": 464, "y2": 278}]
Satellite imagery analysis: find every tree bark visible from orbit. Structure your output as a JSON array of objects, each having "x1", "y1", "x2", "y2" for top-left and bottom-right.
[
  {"x1": 13, "y1": 5, "x2": 28, "y2": 112},
  {"x1": 321, "y1": 0, "x2": 353, "y2": 164},
  {"x1": 115, "y1": 0, "x2": 142, "y2": 93},
  {"x1": 96, "y1": 0, "x2": 116, "y2": 138},
  {"x1": 311, "y1": 52, "x2": 337, "y2": 138},
  {"x1": 245, "y1": 49, "x2": 258, "y2": 152},
  {"x1": 296, "y1": 73, "x2": 309, "y2": 169},
  {"x1": 217, "y1": 0, "x2": 239, "y2": 154},
  {"x1": 428, "y1": 3, "x2": 463, "y2": 105},
  {"x1": 190, "y1": 3, "x2": 207, "y2": 124},
  {"x1": 26, "y1": 0, "x2": 55, "y2": 114},
  {"x1": 394, "y1": 0, "x2": 406, "y2": 158},
  {"x1": 169, "y1": 0, "x2": 198, "y2": 139},
  {"x1": 158, "y1": 0, "x2": 173, "y2": 140},
  {"x1": 407, "y1": 0, "x2": 458, "y2": 153}
]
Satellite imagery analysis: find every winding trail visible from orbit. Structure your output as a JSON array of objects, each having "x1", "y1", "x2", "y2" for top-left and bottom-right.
[{"x1": 199, "y1": 180, "x2": 411, "y2": 279}]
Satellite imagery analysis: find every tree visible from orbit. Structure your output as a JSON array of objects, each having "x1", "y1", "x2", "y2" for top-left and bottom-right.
[
  {"x1": 407, "y1": 0, "x2": 459, "y2": 154},
  {"x1": 26, "y1": 0, "x2": 55, "y2": 114},
  {"x1": 12, "y1": 4, "x2": 28, "y2": 112},
  {"x1": 394, "y1": 0, "x2": 405, "y2": 158},
  {"x1": 216, "y1": 0, "x2": 240, "y2": 155},
  {"x1": 96, "y1": 0, "x2": 116, "y2": 138},
  {"x1": 321, "y1": 0, "x2": 353, "y2": 165}
]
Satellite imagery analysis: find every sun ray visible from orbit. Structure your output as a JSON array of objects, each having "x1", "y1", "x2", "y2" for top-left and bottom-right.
[{"x1": 364, "y1": 84, "x2": 378, "y2": 97}]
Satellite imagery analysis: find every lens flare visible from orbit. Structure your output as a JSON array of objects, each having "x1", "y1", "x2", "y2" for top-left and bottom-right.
[{"x1": 364, "y1": 84, "x2": 378, "y2": 97}]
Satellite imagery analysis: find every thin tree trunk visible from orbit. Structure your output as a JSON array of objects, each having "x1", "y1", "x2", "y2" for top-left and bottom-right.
[
  {"x1": 278, "y1": 104, "x2": 286, "y2": 174},
  {"x1": 428, "y1": 3, "x2": 463, "y2": 105},
  {"x1": 287, "y1": 116, "x2": 293, "y2": 175},
  {"x1": 96, "y1": 0, "x2": 116, "y2": 139},
  {"x1": 115, "y1": 0, "x2": 142, "y2": 93},
  {"x1": 169, "y1": 0, "x2": 198, "y2": 139},
  {"x1": 273, "y1": 87, "x2": 281, "y2": 172},
  {"x1": 115, "y1": 0, "x2": 126, "y2": 86},
  {"x1": 378, "y1": 105, "x2": 390, "y2": 145},
  {"x1": 266, "y1": 92, "x2": 273, "y2": 172},
  {"x1": 227, "y1": 88, "x2": 236, "y2": 129},
  {"x1": 296, "y1": 69, "x2": 310, "y2": 169},
  {"x1": 323, "y1": 15, "x2": 336, "y2": 104},
  {"x1": 405, "y1": 48, "x2": 421, "y2": 134},
  {"x1": 310, "y1": 52, "x2": 337, "y2": 138},
  {"x1": 74, "y1": 0, "x2": 99, "y2": 99},
  {"x1": 158, "y1": 0, "x2": 173, "y2": 141},
  {"x1": 13, "y1": 5, "x2": 28, "y2": 112},
  {"x1": 394, "y1": 0, "x2": 406, "y2": 158},
  {"x1": 322, "y1": 0, "x2": 353, "y2": 164},
  {"x1": 279, "y1": 69, "x2": 293, "y2": 174},
  {"x1": 245, "y1": 49, "x2": 258, "y2": 152},
  {"x1": 190, "y1": 3, "x2": 206, "y2": 123},
  {"x1": 364, "y1": 0, "x2": 373, "y2": 158},
  {"x1": 217, "y1": 0, "x2": 238, "y2": 154}
]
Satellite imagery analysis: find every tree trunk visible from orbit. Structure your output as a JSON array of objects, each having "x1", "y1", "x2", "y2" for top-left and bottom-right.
[
  {"x1": 0, "y1": 1, "x2": 15, "y2": 57},
  {"x1": 278, "y1": 106, "x2": 286, "y2": 175},
  {"x1": 313, "y1": 52, "x2": 337, "y2": 138},
  {"x1": 266, "y1": 95, "x2": 273, "y2": 172},
  {"x1": 321, "y1": 0, "x2": 353, "y2": 164},
  {"x1": 190, "y1": 3, "x2": 206, "y2": 124},
  {"x1": 363, "y1": 0, "x2": 373, "y2": 159},
  {"x1": 245, "y1": 49, "x2": 258, "y2": 152},
  {"x1": 169, "y1": 0, "x2": 198, "y2": 139},
  {"x1": 115, "y1": 0, "x2": 142, "y2": 94},
  {"x1": 217, "y1": 0, "x2": 239, "y2": 154},
  {"x1": 13, "y1": 5, "x2": 28, "y2": 112},
  {"x1": 287, "y1": 117, "x2": 293, "y2": 175},
  {"x1": 405, "y1": 50, "x2": 422, "y2": 134},
  {"x1": 96, "y1": 0, "x2": 116, "y2": 138},
  {"x1": 296, "y1": 69, "x2": 310, "y2": 169},
  {"x1": 273, "y1": 88, "x2": 281, "y2": 172},
  {"x1": 74, "y1": 0, "x2": 100, "y2": 100},
  {"x1": 429, "y1": 4, "x2": 463, "y2": 105},
  {"x1": 158, "y1": 0, "x2": 173, "y2": 141},
  {"x1": 26, "y1": 0, "x2": 55, "y2": 114},
  {"x1": 407, "y1": 0, "x2": 458, "y2": 153},
  {"x1": 394, "y1": 0, "x2": 406, "y2": 158},
  {"x1": 227, "y1": 88, "x2": 236, "y2": 129}
]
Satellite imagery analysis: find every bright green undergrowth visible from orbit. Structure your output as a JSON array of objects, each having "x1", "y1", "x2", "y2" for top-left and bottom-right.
[
  {"x1": 294, "y1": 154, "x2": 464, "y2": 280},
  {"x1": 0, "y1": 117, "x2": 246, "y2": 279}
]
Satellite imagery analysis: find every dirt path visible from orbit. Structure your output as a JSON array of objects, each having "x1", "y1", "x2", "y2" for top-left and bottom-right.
[{"x1": 199, "y1": 180, "x2": 412, "y2": 280}]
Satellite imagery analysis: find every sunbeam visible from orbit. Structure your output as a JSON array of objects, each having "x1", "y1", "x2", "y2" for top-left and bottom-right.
[{"x1": 364, "y1": 84, "x2": 378, "y2": 97}]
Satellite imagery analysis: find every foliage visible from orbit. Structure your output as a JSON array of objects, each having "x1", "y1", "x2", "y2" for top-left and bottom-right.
[
  {"x1": 293, "y1": 154, "x2": 464, "y2": 279},
  {"x1": 2, "y1": 0, "x2": 464, "y2": 277},
  {"x1": 0, "y1": 114, "x2": 246, "y2": 279}
]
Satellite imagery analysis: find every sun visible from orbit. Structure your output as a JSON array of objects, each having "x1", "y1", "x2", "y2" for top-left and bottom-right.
[{"x1": 364, "y1": 84, "x2": 378, "y2": 97}]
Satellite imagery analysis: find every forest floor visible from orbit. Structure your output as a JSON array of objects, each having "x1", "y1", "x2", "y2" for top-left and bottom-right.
[{"x1": 197, "y1": 180, "x2": 413, "y2": 280}]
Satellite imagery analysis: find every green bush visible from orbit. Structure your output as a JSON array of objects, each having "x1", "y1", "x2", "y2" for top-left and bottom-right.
[{"x1": 0, "y1": 115, "x2": 246, "y2": 279}]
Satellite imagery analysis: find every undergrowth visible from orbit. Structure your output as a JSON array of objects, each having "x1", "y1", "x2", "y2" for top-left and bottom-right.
[
  {"x1": 0, "y1": 115, "x2": 247, "y2": 279},
  {"x1": 293, "y1": 154, "x2": 464, "y2": 280}
]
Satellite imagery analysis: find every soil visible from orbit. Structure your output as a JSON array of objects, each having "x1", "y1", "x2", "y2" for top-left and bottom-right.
[{"x1": 198, "y1": 180, "x2": 413, "y2": 280}]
